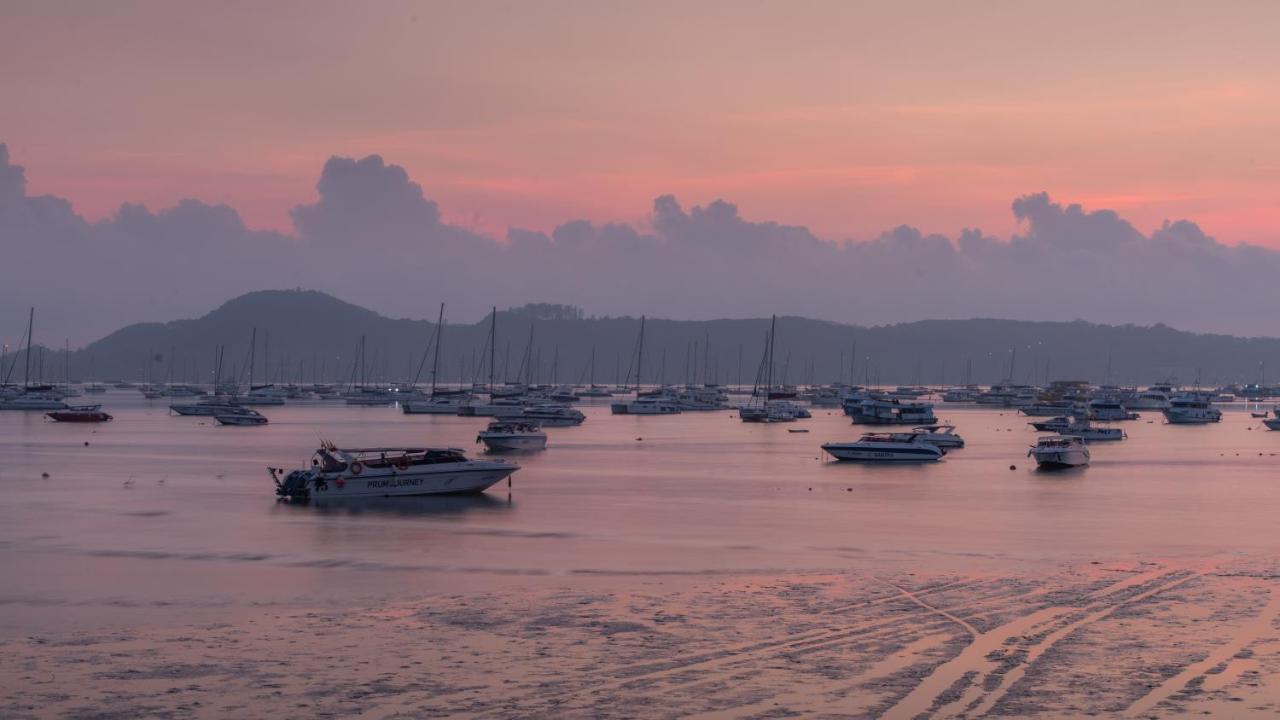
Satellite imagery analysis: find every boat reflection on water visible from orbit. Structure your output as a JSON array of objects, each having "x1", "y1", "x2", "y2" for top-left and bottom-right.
[{"x1": 275, "y1": 492, "x2": 514, "y2": 518}]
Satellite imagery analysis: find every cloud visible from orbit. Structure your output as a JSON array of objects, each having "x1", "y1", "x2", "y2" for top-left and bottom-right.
[{"x1": 2, "y1": 140, "x2": 1278, "y2": 345}]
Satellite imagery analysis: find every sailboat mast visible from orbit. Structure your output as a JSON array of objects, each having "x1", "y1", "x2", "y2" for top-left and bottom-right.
[
  {"x1": 431, "y1": 303, "x2": 444, "y2": 395},
  {"x1": 636, "y1": 316, "x2": 646, "y2": 391},
  {"x1": 489, "y1": 306, "x2": 497, "y2": 392},
  {"x1": 23, "y1": 307, "x2": 33, "y2": 388},
  {"x1": 248, "y1": 328, "x2": 257, "y2": 388}
]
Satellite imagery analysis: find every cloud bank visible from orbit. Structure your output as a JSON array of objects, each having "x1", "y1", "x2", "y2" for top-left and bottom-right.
[{"x1": 2, "y1": 142, "x2": 1275, "y2": 345}]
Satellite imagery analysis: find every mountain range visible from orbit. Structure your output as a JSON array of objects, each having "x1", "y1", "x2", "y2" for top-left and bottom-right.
[{"x1": 4, "y1": 289, "x2": 1279, "y2": 388}]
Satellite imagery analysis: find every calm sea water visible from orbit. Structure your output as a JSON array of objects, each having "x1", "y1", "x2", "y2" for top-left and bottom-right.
[{"x1": 4, "y1": 392, "x2": 1280, "y2": 636}]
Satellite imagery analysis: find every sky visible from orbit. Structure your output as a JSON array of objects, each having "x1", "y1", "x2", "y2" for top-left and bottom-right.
[{"x1": 2, "y1": 0, "x2": 1280, "y2": 345}]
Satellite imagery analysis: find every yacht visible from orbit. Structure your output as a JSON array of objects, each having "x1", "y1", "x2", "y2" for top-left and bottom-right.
[
  {"x1": 46, "y1": 405, "x2": 113, "y2": 422},
  {"x1": 476, "y1": 421, "x2": 547, "y2": 452},
  {"x1": 1126, "y1": 389, "x2": 1171, "y2": 410},
  {"x1": 521, "y1": 404, "x2": 585, "y2": 426},
  {"x1": 909, "y1": 424, "x2": 965, "y2": 449},
  {"x1": 214, "y1": 407, "x2": 268, "y2": 426},
  {"x1": 1087, "y1": 399, "x2": 1139, "y2": 421},
  {"x1": 402, "y1": 394, "x2": 469, "y2": 414},
  {"x1": 171, "y1": 395, "x2": 242, "y2": 416},
  {"x1": 848, "y1": 398, "x2": 937, "y2": 425},
  {"x1": 821, "y1": 432, "x2": 945, "y2": 462},
  {"x1": 613, "y1": 397, "x2": 682, "y2": 415},
  {"x1": 940, "y1": 386, "x2": 980, "y2": 403},
  {"x1": 0, "y1": 392, "x2": 69, "y2": 410},
  {"x1": 1020, "y1": 401, "x2": 1079, "y2": 417},
  {"x1": 272, "y1": 445, "x2": 518, "y2": 500},
  {"x1": 1057, "y1": 422, "x2": 1126, "y2": 442},
  {"x1": 1029, "y1": 416, "x2": 1075, "y2": 432},
  {"x1": 241, "y1": 385, "x2": 287, "y2": 405},
  {"x1": 1163, "y1": 395, "x2": 1222, "y2": 424},
  {"x1": 740, "y1": 400, "x2": 800, "y2": 423},
  {"x1": 1029, "y1": 436, "x2": 1090, "y2": 469}
]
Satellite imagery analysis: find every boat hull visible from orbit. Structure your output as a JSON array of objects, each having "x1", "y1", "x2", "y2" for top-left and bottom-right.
[
  {"x1": 1032, "y1": 450, "x2": 1089, "y2": 468},
  {"x1": 294, "y1": 463, "x2": 516, "y2": 499},
  {"x1": 478, "y1": 434, "x2": 547, "y2": 452},
  {"x1": 821, "y1": 443, "x2": 942, "y2": 462}
]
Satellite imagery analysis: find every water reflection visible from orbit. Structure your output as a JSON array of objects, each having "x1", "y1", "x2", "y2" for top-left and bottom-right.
[{"x1": 278, "y1": 492, "x2": 515, "y2": 518}]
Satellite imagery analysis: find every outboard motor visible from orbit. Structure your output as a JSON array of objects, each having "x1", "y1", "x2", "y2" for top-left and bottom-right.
[{"x1": 275, "y1": 470, "x2": 313, "y2": 500}]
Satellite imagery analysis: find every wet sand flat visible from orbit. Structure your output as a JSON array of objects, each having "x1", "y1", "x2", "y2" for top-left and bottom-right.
[{"x1": 6, "y1": 557, "x2": 1280, "y2": 719}]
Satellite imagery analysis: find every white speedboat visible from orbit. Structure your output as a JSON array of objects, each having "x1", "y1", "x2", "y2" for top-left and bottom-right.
[
  {"x1": 821, "y1": 433, "x2": 945, "y2": 462},
  {"x1": 214, "y1": 407, "x2": 268, "y2": 426},
  {"x1": 909, "y1": 424, "x2": 965, "y2": 449},
  {"x1": 612, "y1": 397, "x2": 681, "y2": 415},
  {"x1": 241, "y1": 385, "x2": 287, "y2": 406},
  {"x1": 0, "y1": 392, "x2": 69, "y2": 410},
  {"x1": 477, "y1": 421, "x2": 547, "y2": 452},
  {"x1": 1029, "y1": 416, "x2": 1075, "y2": 432},
  {"x1": 521, "y1": 405, "x2": 585, "y2": 426},
  {"x1": 1162, "y1": 395, "x2": 1222, "y2": 424},
  {"x1": 272, "y1": 445, "x2": 518, "y2": 500},
  {"x1": 1029, "y1": 436, "x2": 1090, "y2": 469},
  {"x1": 402, "y1": 395, "x2": 468, "y2": 414},
  {"x1": 171, "y1": 395, "x2": 242, "y2": 416},
  {"x1": 1057, "y1": 423, "x2": 1126, "y2": 442}
]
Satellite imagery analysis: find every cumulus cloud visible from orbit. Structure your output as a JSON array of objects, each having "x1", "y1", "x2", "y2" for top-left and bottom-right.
[{"x1": 1, "y1": 141, "x2": 1277, "y2": 345}]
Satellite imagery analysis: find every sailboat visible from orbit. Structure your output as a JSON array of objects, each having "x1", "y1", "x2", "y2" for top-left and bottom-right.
[
  {"x1": 612, "y1": 316, "x2": 679, "y2": 414},
  {"x1": 740, "y1": 316, "x2": 804, "y2": 422},
  {"x1": 403, "y1": 304, "x2": 469, "y2": 414},
  {"x1": 0, "y1": 308, "x2": 69, "y2": 410}
]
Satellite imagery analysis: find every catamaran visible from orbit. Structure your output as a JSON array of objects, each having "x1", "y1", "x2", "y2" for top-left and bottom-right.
[{"x1": 272, "y1": 444, "x2": 518, "y2": 500}]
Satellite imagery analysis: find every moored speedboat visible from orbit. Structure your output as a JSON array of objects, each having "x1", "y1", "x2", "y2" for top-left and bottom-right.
[
  {"x1": 909, "y1": 424, "x2": 965, "y2": 449},
  {"x1": 0, "y1": 392, "x2": 69, "y2": 410},
  {"x1": 477, "y1": 421, "x2": 547, "y2": 452},
  {"x1": 46, "y1": 405, "x2": 113, "y2": 422},
  {"x1": 612, "y1": 397, "x2": 681, "y2": 415},
  {"x1": 214, "y1": 407, "x2": 268, "y2": 426},
  {"x1": 521, "y1": 404, "x2": 585, "y2": 426},
  {"x1": 272, "y1": 445, "x2": 518, "y2": 500},
  {"x1": 821, "y1": 433, "x2": 945, "y2": 462},
  {"x1": 1029, "y1": 436, "x2": 1090, "y2": 469},
  {"x1": 1057, "y1": 423, "x2": 1126, "y2": 442},
  {"x1": 171, "y1": 395, "x2": 242, "y2": 416},
  {"x1": 1029, "y1": 416, "x2": 1075, "y2": 432}
]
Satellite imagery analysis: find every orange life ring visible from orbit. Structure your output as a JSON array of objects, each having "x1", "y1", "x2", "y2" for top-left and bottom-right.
[{"x1": 349, "y1": 461, "x2": 363, "y2": 476}]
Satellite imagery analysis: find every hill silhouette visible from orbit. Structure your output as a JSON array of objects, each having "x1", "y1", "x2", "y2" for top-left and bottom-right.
[{"x1": 5, "y1": 289, "x2": 1280, "y2": 387}]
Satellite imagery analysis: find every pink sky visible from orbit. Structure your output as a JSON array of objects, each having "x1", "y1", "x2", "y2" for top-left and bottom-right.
[{"x1": 2, "y1": 0, "x2": 1278, "y2": 245}]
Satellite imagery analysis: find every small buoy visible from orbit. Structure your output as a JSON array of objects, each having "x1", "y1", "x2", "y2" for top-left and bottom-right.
[
  {"x1": 84, "y1": 441, "x2": 90, "y2": 446},
  {"x1": 1009, "y1": 465, "x2": 1016, "y2": 471},
  {"x1": 41, "y1": 472, "x2": 50, "y2": 478},
  {"x1": 807, "y1": 487, "x2": 812, "y2": 491},
  {"x1": 636, "y1": 437, "x2": 643, "y2": 442},
  {"x1": 846, "y1": 487, "x2": 852, "y2": 492}
]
